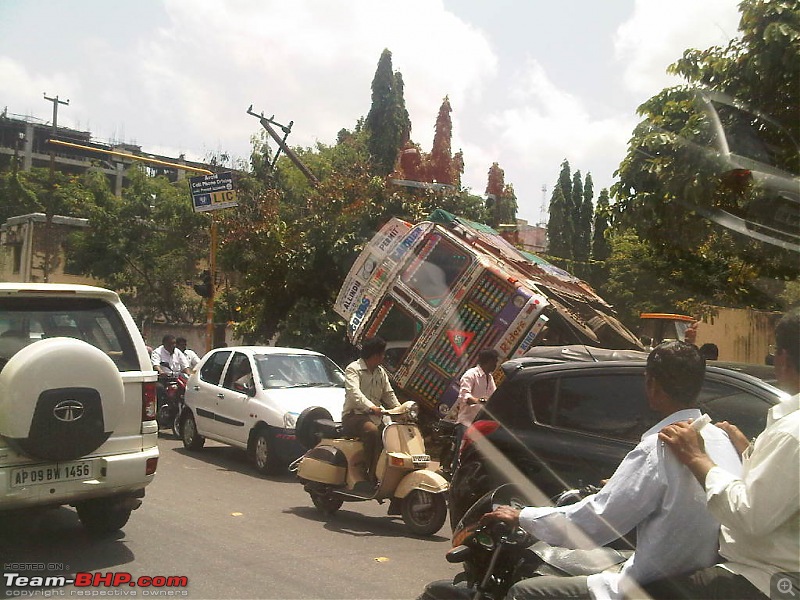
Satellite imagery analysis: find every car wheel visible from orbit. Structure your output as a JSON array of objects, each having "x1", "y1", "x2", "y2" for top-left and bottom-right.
[
  {"x1": 310, "y1": 492, "x2": 343, "y2": 515},
  {"x1": 75, "y1": 497, "x2": 134, "y2": 535},
  {"x1": 250, "y1": 427, "x2": 281, "y2": 475},
  {"x1": 181, "y1": 412, "x2": 205, "y2": 451},
  {"x1": 401, "y1": 490, "x2": 447, "y2": 536}
]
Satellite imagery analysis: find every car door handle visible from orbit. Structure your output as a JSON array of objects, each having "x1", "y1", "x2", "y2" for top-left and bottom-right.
[
  {"x1": 193, "y1": 386, "x2": 200, "y2": 391},
  {"x1": 217, "y1": 393, "x2": 225, "y2": 399}
]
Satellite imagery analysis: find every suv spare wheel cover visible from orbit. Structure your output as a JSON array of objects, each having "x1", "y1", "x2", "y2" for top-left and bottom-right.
[{"x1": 0, "y1": 337, "x2": 125, "y2": 461}]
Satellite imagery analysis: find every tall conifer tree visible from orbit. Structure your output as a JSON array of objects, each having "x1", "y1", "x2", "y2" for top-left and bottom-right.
[
  {"x1": 557, "y1": 160, "x2": 574, "y2": 255},
  {"x1": 575, "y1": 172, "x2": 594, "y2": 261},
  {"x1": 592, "y1": 188, "x2": 612, "y2": 261},
  {"x1": 365, "y1": 49, "x2": 411, "y2": 177},
  {"x1": 430, "y1": 96, "x2": 454, "y2": 185},
  {"x1": 547, "y1": 183, "x2": 570, "y2": 258}
]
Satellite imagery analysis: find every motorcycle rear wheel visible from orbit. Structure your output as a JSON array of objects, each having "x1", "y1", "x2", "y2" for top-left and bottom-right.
[
  {"x1": 310, "y1": 492, "x2": 343, "y2": 515},
  {"x1": 402, "y1": 490, "x2": 447, "y2": 536}
]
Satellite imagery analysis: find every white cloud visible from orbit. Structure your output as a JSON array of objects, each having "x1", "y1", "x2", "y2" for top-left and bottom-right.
[
  {"x1": 615, "y1": 0, "x2": 741, "y2": 95},
  {"x1": 481, "y1": 58, "x2": 636, "y2": 220}
]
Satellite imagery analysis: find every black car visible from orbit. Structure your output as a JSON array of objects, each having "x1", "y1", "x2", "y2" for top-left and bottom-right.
[{"x1": 448, "y1": 351, "x2": 784, "y2": 527}]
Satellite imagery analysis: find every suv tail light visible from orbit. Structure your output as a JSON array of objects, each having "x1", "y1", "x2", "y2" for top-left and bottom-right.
[
  {"x1": 461, "y1": 420, "x2": 500, "y2": 454},
  {"x1": 142, "y1": 382, "x2": 157, "y2": 421}
]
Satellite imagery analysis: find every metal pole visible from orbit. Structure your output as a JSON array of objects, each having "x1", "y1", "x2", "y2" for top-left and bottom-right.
[
  {"x1": 42, "y1": 93, "x2": 69, "y2": 283},
  {"x1": 206, "y1": 215, "x2": 218, "y2": 353}
]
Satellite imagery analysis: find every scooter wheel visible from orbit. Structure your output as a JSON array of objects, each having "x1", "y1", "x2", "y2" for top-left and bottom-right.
[
  {"x1": 402, "y1": 490, "x2": 447, "y2": 536},
  {"x1": 310, "y1": 492, "x2": 343, "y2": 515}
]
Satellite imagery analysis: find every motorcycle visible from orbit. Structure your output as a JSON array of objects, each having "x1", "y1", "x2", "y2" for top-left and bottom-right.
[
  {"x1": 290, "y1": 401, "x2": 449, "y2": 536},
  {"x1": 156, "y1": 370, "x2": 187, "y2": 437},
  {"x1": 431, "y1": 418, "x2": 459, "y2": 480},
  {"x1": 419, "y1": 483, "x2": 630, "y2": 600}
]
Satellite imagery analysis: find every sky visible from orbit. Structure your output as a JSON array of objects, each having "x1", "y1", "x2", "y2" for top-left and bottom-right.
[{"x1": 0, "y1": 0, "x2": 743, "y2": 224}]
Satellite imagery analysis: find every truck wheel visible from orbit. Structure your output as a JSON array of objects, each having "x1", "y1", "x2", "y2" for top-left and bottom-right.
[{"x1": 402, "y1": 490, "x2": 447, "y2": 536}]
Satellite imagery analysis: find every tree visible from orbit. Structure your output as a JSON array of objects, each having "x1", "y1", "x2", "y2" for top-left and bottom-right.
[
  {"x1": 546, "y1": 184, "x2": 570, "y2": 258},
  {"x1": 613, "y1": 0, "x2": 799, "y2": 308},
  {"x1": 365, "y1": 49, "x2": 411, "y2": 177},
  {"x1": 668, "y1": 0, "x2": 799, "y2": 143},
  {"x1": 575, "y1": 172, "x2": 594, "y2": 261},
  {"x1": 429, "y1": 96, "x2": 454, "y2": 185},
  {"x1": 70, "y1": 167, "x2": 208, "y2": 324},
  {"x1": 570, "y1": 170, "x2": 584, "y2": 259},
  {"x1": 591, "y1": 187, "x2": 612, "y2": 262},
  {"x1": 485, "y1": 163, "x2": 505, "y2": 228},
  {"x1": 557, "y1": 160, "x2": 574, "y2": 255}
]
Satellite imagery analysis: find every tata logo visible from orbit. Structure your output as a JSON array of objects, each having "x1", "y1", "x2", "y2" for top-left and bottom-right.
[{"x1": 53, "y1": 400, "x2": 85, "y2": 422}]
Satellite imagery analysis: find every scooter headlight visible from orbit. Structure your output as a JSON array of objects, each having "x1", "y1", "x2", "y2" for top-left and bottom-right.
[{"x1": 407, "y1": 403, "x2": 419, "y2": 420}]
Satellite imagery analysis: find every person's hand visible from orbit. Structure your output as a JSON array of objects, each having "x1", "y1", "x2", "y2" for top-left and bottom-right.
[
  {"x1": 479, "y1": 505, "x2": 521, "y2": 528},
  {"x1": 369, "y1": 405, "x2": 382, "y2": 415},
  {"x1": 659, "y1": 420, "x2": 711, "y2": 465},
  {"x1": 715, "y1": 421, "x2": 750, "y2": 456},
  {"x1": 684, "y1": 321, "x2": 699, "y2": 345}
]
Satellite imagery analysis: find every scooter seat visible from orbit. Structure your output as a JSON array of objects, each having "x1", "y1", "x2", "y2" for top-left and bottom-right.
[{"x1": 315, "y1": 419, "x2": 342, "y2": 438}]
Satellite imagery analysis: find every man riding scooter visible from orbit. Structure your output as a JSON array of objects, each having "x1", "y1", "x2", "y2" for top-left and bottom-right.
[
  {"x1": 341, "y1": 336, "x2": 399, "y2": 491},
  {"x1": 151, "y1": 334, "x2": 191, "y2": 428}
]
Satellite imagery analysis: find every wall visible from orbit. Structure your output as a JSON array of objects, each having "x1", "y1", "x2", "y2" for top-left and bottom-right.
[{"x1": 696, "y1": 306, "x2": 782, "y2": 365}]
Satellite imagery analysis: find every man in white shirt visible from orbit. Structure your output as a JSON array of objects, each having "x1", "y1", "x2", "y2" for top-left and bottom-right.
[
  {"x1": 644, "y1": 308, "x2": 800, "y2": 599},
  {"x1": 480, "y1": 341, "x2": 742, "y2": 600},
  {"x1": 450, "y1": 348, "x2": 499, "y2": 471},
  {"x1": 176, "y1": 336, "x2": 201, "y2": 372},
  {"x1": 151, "y1": 334, "x2": 191, "y2": 376}
]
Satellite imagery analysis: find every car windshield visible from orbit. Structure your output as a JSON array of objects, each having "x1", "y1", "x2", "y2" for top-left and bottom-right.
[
  {"x1": 0, "y1": 297, "x2": 139, "y2": 372},
  {"x1": 254, "y1": 353, "x2": 345, "y2": 389}
]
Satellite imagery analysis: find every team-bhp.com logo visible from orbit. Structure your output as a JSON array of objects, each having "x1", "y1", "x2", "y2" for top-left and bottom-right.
[{"x1": 4, "y1": 571, "x2": 189, "y2": 595}]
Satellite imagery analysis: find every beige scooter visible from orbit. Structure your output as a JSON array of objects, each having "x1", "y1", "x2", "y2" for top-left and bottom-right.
[{"x1": 291, "y1": 401, "x2": 449, "y2": 536}]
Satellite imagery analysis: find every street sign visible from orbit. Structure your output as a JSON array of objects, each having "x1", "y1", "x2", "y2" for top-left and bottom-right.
[{"x1": 189, "y1": 172, "x2": 238, "y2": 212}]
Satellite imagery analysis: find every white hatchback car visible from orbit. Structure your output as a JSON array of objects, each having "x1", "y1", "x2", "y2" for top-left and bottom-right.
[
  {"x1": 181, "y1": 346, "x2": 345, "y2": 474},
  {"x1": 0, "y1": 284, "x2": 159, "y2": 534}
]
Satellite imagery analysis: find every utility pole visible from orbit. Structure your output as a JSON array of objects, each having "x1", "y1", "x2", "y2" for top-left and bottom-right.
[
  {"x1": 246, "y1": 106, "x2": 319, "y2": 187},
  {"x1": 42, "y1": 93, "x2": 69, "y2": 283}
]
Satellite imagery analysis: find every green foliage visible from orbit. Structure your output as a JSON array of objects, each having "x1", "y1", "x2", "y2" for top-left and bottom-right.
[
  {"x1": 365, "y1": 49, "x2": 411, "y2": 177},
  {"x1": 547, "y1": 184, "x2": 570, "y2": 259},
  {"x1": 485, "y1": 163, "x2": 517, "y2": 227},
  {"x1": 575, "y1": 173, "x2": 594, "y2": 261},
  {"x1": 611, "y1": 0, "x2": 800, "y2": 311},
  {"x1": 591, "y1": 188, "x2": 612, "y2": 262},
  {"x1": 70, "y1": 167, "x2": 208, "y2": 323}
]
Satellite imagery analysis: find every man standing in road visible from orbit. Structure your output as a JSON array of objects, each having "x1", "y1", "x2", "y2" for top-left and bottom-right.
[
  {"x1": 643, "y1": 308, "x2": 800, "y2": 599},
  {"x1": 480, "y1": 341, "x2": 742, "y2": 600},
  {"x1": 451, "y1": 348, "x2": 499, "y2": 471},
  {"x1": 342, "y1": 336, "x2": 400, "y2": 485}
]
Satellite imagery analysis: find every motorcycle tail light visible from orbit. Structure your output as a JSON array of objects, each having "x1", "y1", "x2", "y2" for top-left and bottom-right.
[
  {"x1": 460, "y1": 420, "x2": 500, "y2": 454},
  {"x1": 142, "y1": 382, "x2": 157, "y2": 421}
]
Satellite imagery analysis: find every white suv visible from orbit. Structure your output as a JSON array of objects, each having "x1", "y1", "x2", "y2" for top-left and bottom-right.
[{"x1": 0, "y1": 283, "x2": 159, "y2": 534}]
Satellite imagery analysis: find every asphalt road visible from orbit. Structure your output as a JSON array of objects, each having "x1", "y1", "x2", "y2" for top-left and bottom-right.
[{"x1": 0, "y1": 435, "x2": 461, "y2": 599}]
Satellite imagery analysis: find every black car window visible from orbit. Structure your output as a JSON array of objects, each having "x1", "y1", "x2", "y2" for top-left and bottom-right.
[
  {"x1": 200, "y1": 350, "x2": 231, "y2": 385},
  {"x1": 223, "y1": 352, "x2": 253, "y2": 393},
  {"x1": 551, "y1": 373, "x2": 660, "y2": 442},
  {"x1": 530, "y1": 377, "x2": 557, "y2": 425},
  {"x1": 698, "y1": 378, "x2": 772, "y2": 439}
]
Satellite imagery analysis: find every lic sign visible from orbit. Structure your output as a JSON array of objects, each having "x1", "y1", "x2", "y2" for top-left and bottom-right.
[{"x1": 189, "y1": 172, "x2": 238, "y2": 212}]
